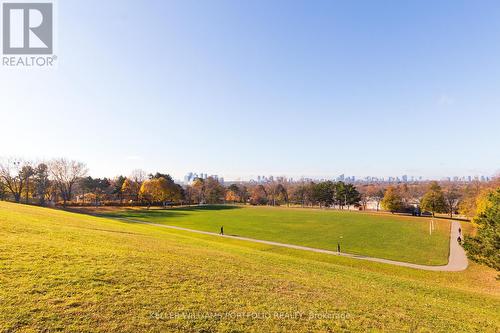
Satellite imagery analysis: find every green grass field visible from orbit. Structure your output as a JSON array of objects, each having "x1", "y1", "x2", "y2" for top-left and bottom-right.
[
  {"x1": 97, "y1": 205, "x2": 450, "y2": 265},
  {"x1": 1, "y1": 202, "x2": 499, "y2": 332}
]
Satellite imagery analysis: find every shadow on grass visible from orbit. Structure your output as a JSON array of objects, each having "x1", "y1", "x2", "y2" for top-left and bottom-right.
[
  {"x1": 99, "y1": 204, "x2": 242, "y2": 220},
  {"x1": 172, "y1": 205, "x2": 242, "y2": 212},
  {"x1": 104, "y1": 210, "x2": 190, "y2": 219}
]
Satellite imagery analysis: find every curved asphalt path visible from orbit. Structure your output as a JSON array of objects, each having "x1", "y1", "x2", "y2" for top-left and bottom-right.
[{"x1": 114, "y1": 217, "x2": 468, "y2": 272}]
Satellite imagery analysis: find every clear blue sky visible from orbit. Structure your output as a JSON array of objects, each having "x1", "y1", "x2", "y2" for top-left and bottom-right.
[{"x1": 1, "y1": 0, "x2": 499, "y2": 180}]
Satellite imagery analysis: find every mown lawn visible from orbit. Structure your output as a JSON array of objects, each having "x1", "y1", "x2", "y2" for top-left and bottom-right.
[
  {"x1": 0, "y1": 202, "x2": 498, "y2": 332},
  {"x1": 97, "y1": 205, "x2": 450, "y2": 265}
]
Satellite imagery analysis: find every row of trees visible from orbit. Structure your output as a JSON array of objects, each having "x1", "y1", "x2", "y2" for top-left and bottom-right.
[
  {"x1": 220, "y1": 181, "x2": 361, "y2": 208},
  {"x1": 0, "y1": 158, "x2": 497, "y2": 219},
  {"x1": 380, "y1": 182, "x2": 458, "y2": 217},
  {"x1": 2, "y1": 157, "x2": 498, "y2": 271},
  {"x1": 378, "y1": 180, "x2": 500, "y2": 218},
  {"x1": 0, "y1": 160, "x2": 362, "y2": 209},
  {"x1": 0, "y1": 158, "x2": 86, "y2": 206},
  {"x1": 0, "y1": 159, "x2": 223, "y2": 207}
]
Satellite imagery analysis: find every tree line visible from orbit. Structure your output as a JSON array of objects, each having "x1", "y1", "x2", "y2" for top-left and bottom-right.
[
  {"x1": 377, "y1": 180, "x2": 500, "y2": 219},
  {"x1": 0, "y1": 158, "x2": 498, "y2": 219},
  {"x1": 0, "y1": 158, "x2": 86, "y2": 206},
  {"x1": 0, "y1": 157, "x2": 498, "y2": 270},
  {"x1": 0, "y1": 159, "x2": 362, "y2": 208}
]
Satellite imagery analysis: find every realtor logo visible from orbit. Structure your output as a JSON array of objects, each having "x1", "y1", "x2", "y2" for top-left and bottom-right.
[
  {"x1": 2, "y1": 2, "x2": 53, "y2": 54},
  {"x1": 1, "y1": 1, "x2": 56, "y2": 67}
]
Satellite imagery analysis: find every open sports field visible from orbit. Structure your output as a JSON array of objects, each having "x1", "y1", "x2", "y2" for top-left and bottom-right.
[
  {"x1": 97, "y1": 205, "x2": 450, "y2": 265},
  {"x1": 0, "y1": 202, "x2": 499, "y2": 332}
]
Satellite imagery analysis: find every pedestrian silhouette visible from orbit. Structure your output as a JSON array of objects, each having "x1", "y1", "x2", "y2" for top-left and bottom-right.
[
  {"x1": 220, "y1": 226, "x2": 224, "y2": 235},
  {"x1": 337, "y1": 242, "x2": 341, "y2": 254}
]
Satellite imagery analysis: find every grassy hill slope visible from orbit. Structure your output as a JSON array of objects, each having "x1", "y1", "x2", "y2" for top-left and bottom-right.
[{"x1": 0, "y1": 202, "x2": 498, "y2": 332}]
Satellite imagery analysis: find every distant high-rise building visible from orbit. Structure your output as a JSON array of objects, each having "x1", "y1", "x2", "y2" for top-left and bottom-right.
[{"x1": 184, "y1": 172, "x2": 194, "y2": 183}]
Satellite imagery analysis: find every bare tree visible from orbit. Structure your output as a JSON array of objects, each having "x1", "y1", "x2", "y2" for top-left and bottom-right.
[
  {"x1": 49, "y1": 159, "x2": 88, "y2": 206},
  {"x1": 266, "y1": 182, "x2": 278, "y2": 206},
  {"x1": 366, "y1": 185, "x2": 385, "y2": 211},
  {"x1": 407, "y1": 184, "x2": 426, "y2": 208},
  {"x1": 0, "y1": 158, "x2": 29, "y2": 203},
  {"x1": 129, "y1": 169, "x2": 147, "y2": 184},
  {"x1": 357, "y1": 185, "x2": 370, "y2": 210},
  {"x1": 443, "y1": 185, "x2": 462, "y2": 218}
]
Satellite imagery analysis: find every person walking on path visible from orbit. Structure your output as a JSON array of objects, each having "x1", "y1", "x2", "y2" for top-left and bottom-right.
[
  {"x1": 220, "y1": 226, "x2": 224, "y2": 235},
  {"x1": 116, "y1": 217, "x2": 468, "y2": 271}
]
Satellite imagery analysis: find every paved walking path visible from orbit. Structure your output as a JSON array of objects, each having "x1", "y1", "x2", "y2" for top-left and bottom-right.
[{"x1": 114, "y1": 217, "x2": 468, "y2": 272}]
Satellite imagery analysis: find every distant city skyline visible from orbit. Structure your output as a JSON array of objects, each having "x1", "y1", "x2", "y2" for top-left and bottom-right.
[
  {"x1": 0, "y1": 156, "x2": 497, "y2": 182},
  {"x1": 179, "y1": 171, "x2": 494, "y2": 184}
]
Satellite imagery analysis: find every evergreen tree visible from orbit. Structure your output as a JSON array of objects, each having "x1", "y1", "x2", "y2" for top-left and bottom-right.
[{"x1": 463, "y1": 188, "x2": 500, "y2": 271}]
